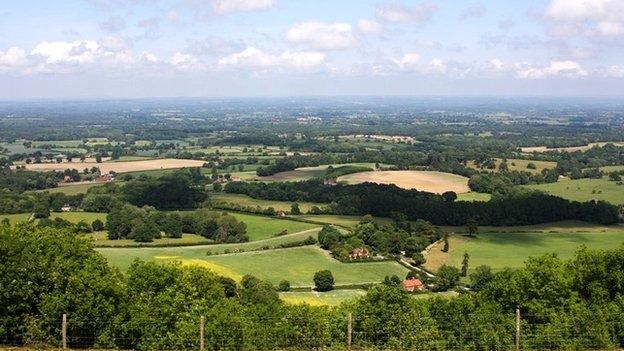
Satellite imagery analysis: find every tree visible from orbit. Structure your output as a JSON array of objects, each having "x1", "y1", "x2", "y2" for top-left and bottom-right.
[
  {"x1": 442, "y1": 232, "x2": 449, "y2": 252},
  {"x1": 442, "y1": 191, "x2": 457, "y2": 203},
  {"x1": 91, "y1": 219, "x2": 105, "y2": 231},
  {"x1": 436, "y1": 265, "x2": 460, "y2": 291},
  {"x1": 213, "y1": 182, "x2": 223, "y2": 191},
  {"x1": 461, "y1": 252, "x2": 469, "y2": 277},
  {"x1": 131, "y1": 218, "x2": 159, "y2": 242},
  {"x1": 466, "y1": 218, "x2": 478, "y2": 237},
  {"x1": 95, "y1": 154, "x2": 102, "y2": 163},
  {"x1": 290, "y1": 203, "x2": 301, "y2": 215},
  {"x1": 33, "y1": 201, "x2": 50, "y2": 219},
  {"x1": 278, "y1": 280, "x2": 291, "y2": 292},
  {"x1": 383, "y1": 275, "x2": 402, "y2": 286},
  {"x1": 161, "y1": 213, "x2": 183, "y2": 238},
  {"x1": 609, "y1": 173, "x2": 622, "y2": 182},
  {"x1": 317, "y1": 225, "x2": 341, "y2": 249},
  {"x1": 313, "y1": 270, "x2": 334, "y2": 291},
  {"x1": 469, "y1": 265, "x2": 494, "y2": 291}
]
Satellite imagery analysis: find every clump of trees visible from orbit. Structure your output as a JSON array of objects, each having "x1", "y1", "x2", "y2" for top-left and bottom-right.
[{"x1": 106, "y1": 206, "x2": 247, "y2": 243}]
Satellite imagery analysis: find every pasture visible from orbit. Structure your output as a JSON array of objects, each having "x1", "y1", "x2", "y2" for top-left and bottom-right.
[
  {"x1": 456, "y1": 192, "x2": 491, "y2": 202},
  {"x1": 337, "y1": 170, "x2": 470, "y2": 194},
  {"x1": 524, "y1": 177, "x2": 624, "y2": 205},
  {"x1": 223, "y1": 212, "x2": 319, "y2": 241},
  {"x1": 0, "y1": 211, "x2": 106, "y2": 224},
  {"x1": 211, "y1": 192, "x2": 325, "y2": 213},
  {"x1": 467, "y1": 158, "x2": 556, "y2": 174},
  {"x1": 35, "y1": 182, "x2": 105, "y2": 195},
  {"x1": 22, "y1": 158, "x2": 205, "y2": 173},
  {"x1": 424, "y1": 230, "x2": 624, "y2": 274},
  {"x1": 98, "y1": 245, "x2": 409, "y2": 287}
]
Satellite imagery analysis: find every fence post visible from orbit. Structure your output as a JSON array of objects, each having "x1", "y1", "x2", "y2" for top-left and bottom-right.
[
  {"x1": 515, "y1": 308, "x2": 520, "y2": 351},
  {"x1": 61, "y1": 313, "x2": 67, "y2": 350},
  {"x1": 347, "y1": 312, "x2": 352, "y2": 351},
  {"x1": 200, "y1": 315, "x2": 205, "y2": 351}
]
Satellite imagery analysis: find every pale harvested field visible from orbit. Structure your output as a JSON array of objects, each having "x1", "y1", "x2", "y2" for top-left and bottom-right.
[
  {"x1": 337, "y1": 170, "x2": 470, "y2": 194},
  {"x1": 22, "y1": 158, "x2": 205, "y2": 173},
  {"x1": 521, "y1": 141, "x2": 624, "y2": 153}
]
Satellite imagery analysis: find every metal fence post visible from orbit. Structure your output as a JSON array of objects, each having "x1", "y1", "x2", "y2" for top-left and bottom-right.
[
  {"x1": 515, "y1": 308, "x2": 521, "y2": 351},
  {"x1": 200, "y1": 315, "x2": 205, "y2": 351},
  {"x1": 62, "y1": 313, "x2": 67, "y2": 350}
]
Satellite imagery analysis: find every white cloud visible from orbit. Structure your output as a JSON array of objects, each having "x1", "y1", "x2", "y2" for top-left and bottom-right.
[
  {"x1": 357, "y1": 19, "x2": 384, "y2": 35},
  {"x1": 516, "y1": 60, "x2": 588, "y2": 79},
  {"x1": 0, "y1": 47, "x2": 28, "y2": 69},
  {"x1": 170, "y1": 52, "x2": 199, "y2": 67},
  {"x1": 428, "y1": 58, "x2": 447, "y2": 74},
  {"x1": 31, "y1": 40, "x2": 100, "y2": 64},
  {"x1": 286, "y1": 22, "x2": 357, "y2": 50},
  {"x1": 376, "y1": 1, "x2": 438, "y2": 23},
  {"x1": 100, "y1": 36, "x2": 127, "y2": 52},
  {"x1": 544, "y1": 0, "x2": 624, "y2": 37},
  {"x1": 211, "y1": 0, "x2": 277, "y2": 14},
  {"x1": 218, "y1": 46, "x2": 325, "y2": 71},
  {"x1": 392, "y1": 53, "x2": 420, "y2": 69}
]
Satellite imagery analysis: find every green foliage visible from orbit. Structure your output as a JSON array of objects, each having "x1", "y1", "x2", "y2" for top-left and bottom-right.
[
  {"x1": 91, "y1": 218, "x2": 105, "y2": 231},
  {"x1": 436, "y1": 265, "x2": 460, "y2": 291},
  {"x1": 313, "y1": 270, "x2": 334, "y2": 291},
  {"x1": 122, "y1": 170, "x2": 207, "y2": 210},
  {"x1": 278, "y1": 280, "x2": 291, "y2": 292}
]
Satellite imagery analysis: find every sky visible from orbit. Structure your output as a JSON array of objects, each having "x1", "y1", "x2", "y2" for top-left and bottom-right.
[{"x1": 0, "y1": 0, "x2": 623, "y2": 99}]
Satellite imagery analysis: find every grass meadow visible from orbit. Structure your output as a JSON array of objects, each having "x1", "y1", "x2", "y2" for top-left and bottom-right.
[
  {"x1": 211, "y1": 192, "x2": 325, "y2": 213},
  {"x1": 98, "y1": 245, "x2": 409, "y2": 287},
  {"x1": 424, "y1": 230, "x2": 624, "y2": 274},
  {"x1": 524, "y1": 177, "x2": 624, "y2": 205}
]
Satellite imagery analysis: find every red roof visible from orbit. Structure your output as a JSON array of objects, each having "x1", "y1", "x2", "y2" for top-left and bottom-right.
[{"x1": 403, "y1": 278, "x2": 423, "y2": 288}]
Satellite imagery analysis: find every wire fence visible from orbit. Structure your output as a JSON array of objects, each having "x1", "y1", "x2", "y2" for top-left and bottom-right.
[{"x1": 2, "y1": 310, "x2": 622, "y2": 350}]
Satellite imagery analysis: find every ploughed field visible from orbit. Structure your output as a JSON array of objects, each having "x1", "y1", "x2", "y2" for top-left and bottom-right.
[{"x1": 337, "y1": 170, "x2": 470, "y2": 194}]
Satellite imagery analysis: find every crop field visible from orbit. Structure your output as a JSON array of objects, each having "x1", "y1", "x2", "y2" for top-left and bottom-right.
[
  {"x1": 259, "y1": 163, "x2": 385, "y2": 182},
  {"x1": 524, "y1": 177, "x2": 624, "y2": 205},
  {"x1": 467, "y1": 158, "x2": 556, "y2": 174},
  {"x1": 280, "y1": 290, "x2": 366, "y2": 306},
  {"x1": 99, "y1": 245, "x2": 409, "y2": 287},
  {"x1": 424, "y1": 230, "x2": 624, "y2": 274},
  {"x1": 22, "y1": 158, "x2": 205, "y2": 173},
  {"x1": 337, "y1": 170, "x2": 470, "y2": 194},
  {"x1": 521, "y1": 141, "x2": 624, "y2": 153},
  {"x1": 211, "y1": 192, "x2": 325, "y2": 213}
]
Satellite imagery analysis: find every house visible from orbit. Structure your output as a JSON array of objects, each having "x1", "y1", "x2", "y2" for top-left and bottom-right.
[
  {"x1": 324, "y1": 178, "x2": 338, "y2": 186},
  {"x1": 60, "y1": 204, "x2": 73, "y2": 212},
  {"x1": 95, "y1": 173, "x2": 114, "y2": 183},
  {"x1": 349, "y1": 247, "x2": 371, "y2": 259},
  {"x1": 403, "y1": 278, "x2": 424, "y2": 292}
]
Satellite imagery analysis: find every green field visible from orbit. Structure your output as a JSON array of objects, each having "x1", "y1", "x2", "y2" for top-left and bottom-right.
[
  {"x1": 99, "y1": 245, "x2": 409, "y2": 287},
  {"x1": 91, "y1": 232, "x2": 211, "y2": 247},
  {"x1": 219, "y1": 212, "x2": 319, "y2": 241},
  {"x1": 211, "y1": 192, "x2": 325, "y2": 213},
  {"x1": 468, "y1": 158, "x2": 556, "y2": 174},
  {"x1": 0, "y1": 211, "x2": 106, "y2": 224},
  {"x1": 424, "y1": 230, "x2": 624, "y2": 274},
  {"x1": 525, "y1": 177, "x2": 624, "y2": 205},
  {"x1": 35, "y1": 182, "x2": 106, "y2": 195},
  {"x1": 456, "y1": 192, "x2": 491, "y2": 202}
]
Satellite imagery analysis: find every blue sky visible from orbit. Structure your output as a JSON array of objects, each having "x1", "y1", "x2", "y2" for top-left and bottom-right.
[{"x1": 0, "y1": 0, "x2": 623, "y2": 98}]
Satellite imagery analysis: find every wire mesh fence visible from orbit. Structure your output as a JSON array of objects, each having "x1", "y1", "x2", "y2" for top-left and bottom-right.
[{"x1": 2, "y1": 310, "x2": 623, "y2": 350}]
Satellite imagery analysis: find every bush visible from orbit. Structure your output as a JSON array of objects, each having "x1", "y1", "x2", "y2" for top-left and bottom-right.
[
  {"x1": 91, "y1": 219, "x2": 105, "y2": 231},
  {"x1": 313, "y1": 270, "x2": 334, "y2": 291},
  {"x1": 278, "y1": 280, "x2": 291, "y2": 292}
]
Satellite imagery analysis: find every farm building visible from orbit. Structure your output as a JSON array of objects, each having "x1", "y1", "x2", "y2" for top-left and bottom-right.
[
  {"x1": 349, "y1": 248, "x2": 371, "y2": 259},
  {"x1": 403, "y1": 278, "x2": 424, "y2": 292}
]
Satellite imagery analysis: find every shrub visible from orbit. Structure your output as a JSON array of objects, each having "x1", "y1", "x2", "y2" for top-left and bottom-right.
[
  {"x1": 278, "y1": 280, "x2": 291, "y2": 292},
  {"x1": 313, "y1": 270, "x2": 334, "y2": 291}
]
